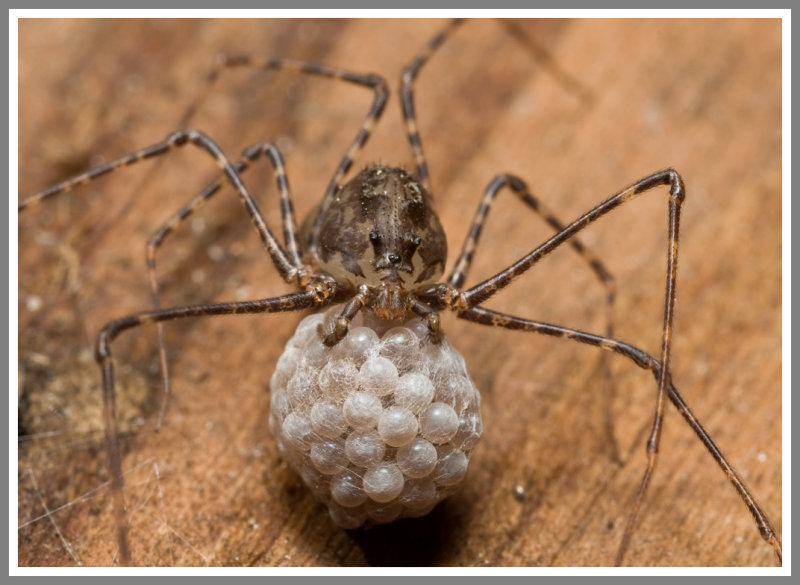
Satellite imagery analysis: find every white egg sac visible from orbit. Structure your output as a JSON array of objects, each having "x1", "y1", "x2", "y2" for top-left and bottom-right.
[{"x1": 268, "y1": 305, "x2": 483, "y2": 528}]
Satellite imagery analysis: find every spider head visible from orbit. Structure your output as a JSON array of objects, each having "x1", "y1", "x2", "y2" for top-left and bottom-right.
[{"x1": 312, "y1": 166, "x2": 447, "y2": 292}]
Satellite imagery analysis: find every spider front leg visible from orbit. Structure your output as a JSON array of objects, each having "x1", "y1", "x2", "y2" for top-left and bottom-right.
[
  {"x1": 20, "y1": 129, "x2": 295, "y2": 279},
  {"x1": 457, "y1": 306, "x2": 782, "y2": 566},
  {"x1": 20, "y1": 129, "x2": 305, "y2": 562},
  {"x1": 145, "y1": 141, "x2": 304, "y2": 427},
  {"x1": 399, "y1": 18, "x2": 464, "y2": 190},
  {"x1": 447, "y1": 172, "x2": 620, "y2": 461},
  {"x1": 96, "y1": 285, "x2": 338, "y2": 565},
  {"x1": 21, "y1": 130, "x2": 305, "y2": 427},
  {"x1": 423, "y1": 168, "x2": 686, "y2": 565},
  {"x1": 179, "y1": 53, "x2": 389, "y2": 254},
  {"x1": 436, "y1": 168, "x2": 778, "y2": 564}
]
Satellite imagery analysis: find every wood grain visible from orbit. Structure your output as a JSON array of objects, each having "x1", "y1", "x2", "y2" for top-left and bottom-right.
[{"x1": 18, "y1": 18, "x2": 782, "y2": 567}]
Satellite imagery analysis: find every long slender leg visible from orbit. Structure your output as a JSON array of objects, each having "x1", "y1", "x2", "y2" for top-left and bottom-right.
[
  {"x1": 19, "y1": 129, "x2": 296, "y2": 283},
  {"x1": 418, "y1": 169, "x2": 686, "y2": 563},
  {"x1": 146, "y1": 142, "x2": 301, "y2": 427},
  {"x1": 448, "y1": 172, "x2": 619, "y2": 460},
  {"x1": 96, "y1": 286, "x2": 337, "y2": 564},
  {"x1": 458, "y1": 306, "x2": 782, "y2": 566},
  {"x1": 453, "y1": 170, "x2": 684, "y2": 309},
  {"x1": 20, "y1": 131, "x2": 304, "y2": 437},
  {"x1": 181, "y1": 55, "x2": 389, "y2": 254},
  {"x1": 399, "y1": 18, "x2": 464, "y2": 190},
  {"x1": 461, "y1": 169, "x2": 684, "y2": 565}
]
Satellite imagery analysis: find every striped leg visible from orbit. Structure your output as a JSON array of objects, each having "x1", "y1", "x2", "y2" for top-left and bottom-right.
[
  {"x1": 146, "y1": 141, "x2": 301, "y2": 428},
  {"x1": 456, "y1": 170, "x2": 684, "y2": 309},
  {"x1": 181, "y1": 55, "x2": 390, "y2": 254},
  {"x1": 19, "y1": 129, "x2": 295, "y2": 281},
  {"x1": 448, "y1": 173, "x2": 619, "y2": 461},
  {"x1": 95, "y1": 286, "x2": 335, "y2": 564},
  {"x1": 458, "y1": 306, "x2": 783, "y2": 566},
  {"x1": 20, "y1": 130, "x2": 301, "y2": 434},
  {"x1": 400, "y1": 18, "x2": 464, "y2": 190},
  {"x1": 449, "y1": 169, "x2": 685, "y2": 565}
]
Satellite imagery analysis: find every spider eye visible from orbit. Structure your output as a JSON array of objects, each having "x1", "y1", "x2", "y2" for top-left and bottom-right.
[
  {"x1": 412, "y1": 236, "x2": 422, "y2": 247},
  {"x1": 369, "y1": 231, "x2": 380, "y2": 243}
]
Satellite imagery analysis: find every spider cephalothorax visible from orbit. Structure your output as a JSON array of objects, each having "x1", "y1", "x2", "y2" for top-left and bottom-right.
[{"x1": 301, "y1": 165, "x2": 447, "y2": 320}]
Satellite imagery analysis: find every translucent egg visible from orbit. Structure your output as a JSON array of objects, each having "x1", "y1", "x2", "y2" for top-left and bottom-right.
[
  {"x1": 453, "y1": 406, "x2": 483, "y2": 451},
  {"x1": 287, "y1": 370, "x2": 320, "y2": 406},
  {"x1": 345, "y1": 430, "x2": 386, "y2": 467},
  {"x1": 394, "y1": 372, "x2": 435, "y2": 413},
  {"x1": 433, "y1": 449, "x2": 468, "y2": 486},
  {"x1": 331, "y1": 471, "x2": 368, "y2": 507},
  {"x1": 419, "y1": 402, "x2": 459, "y2": 444},
  {"x1": 379, "y1": 327, "x2": 421, "y2": 372},
  {"x1": 340, "y1": 326, "x2": 379, "y2": 366},
  {"x1": 435, "y1": 374, "x2": 473, "y2": 413},
  {"x1": 377, "y1": 405, "x2": 418, "y2": 447},
  {"x1": 318, "y1": 360, "x2": 359, "y2": 396},
  {"x1": 404, "y1": 317, "x2": 430, "y2": 340},
  {"x1": 363, "y1": 463, "x2": 405, "y2": 503},
  {"x1": 366, "y1": 501, "x2": 404, "y2": 524},
  {"x1": 328, "y1": 502, "x2": 367, "y2": 529},
  {"x1": 310, "y1": 400, "x2": 347, "y2": 439},
  {"x1": 310, "y1": 441, "x2": 348, "y2": 475},
  {"x1": 396, "y1": 438, "x2": 438, "y2": 478},
  {"x1": 358, "y1": 356, "x2": 399, "y2": 396},
  {"x1": 281, "y1": 412, "x2": 314, "y2": 451},
  {"x1": 290, "y1": 312, "x2": 325, "y2": 347},
  {"x1": 399, "y1": 477, "x2": 438, "y2": 510},
  {"x1": 342, "y1": 391, "x2": 383, "y2": 430}
]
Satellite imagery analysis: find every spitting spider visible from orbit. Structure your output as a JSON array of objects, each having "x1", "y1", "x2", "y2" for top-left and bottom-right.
[{"x1": 18, "y1": 18, "x2": 782, "y2": 567}]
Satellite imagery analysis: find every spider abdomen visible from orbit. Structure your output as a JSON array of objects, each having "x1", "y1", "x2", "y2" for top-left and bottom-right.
[{"x1": 269, "y1": 305, "x2": 482, "y2": 528}]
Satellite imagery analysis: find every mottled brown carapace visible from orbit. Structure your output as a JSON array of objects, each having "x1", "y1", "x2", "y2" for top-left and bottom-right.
[
  {"x1": 307, "y1": 166, "x2": 446, "y2": 287},
  {"x1": 303, "y1": 166, "x2": 447, "y2": 321}
]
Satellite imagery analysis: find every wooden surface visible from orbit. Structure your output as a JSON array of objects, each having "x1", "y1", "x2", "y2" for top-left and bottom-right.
[{"x1": 18, "y1": 18, "x2": 782, "y2": 567}]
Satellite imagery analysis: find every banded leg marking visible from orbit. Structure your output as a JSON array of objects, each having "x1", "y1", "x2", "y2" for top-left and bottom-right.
[
  {"x1": 448, "y1": 172, "x2": 619, "y2": 460},
  {"x1": 20, "y1": 129, "x2": 295, "y2": 280},
  {"x1": 400, "y1": 18, "x2": 464, "y2": 190},
  {"x1": 454, "y1": 169, "x2": 686, "y2": 564},
  {"x1": 181, "y1": 54, "x2": 390, "y2": 255},
  {"x1": 458, "y1": 305, "x2": 782, "y2": 565},
  {"x1": 459, "y1": 170, "x2": 684, "y2": 310},
  {"x1": 96, "y1": 288, "x2": 332, "y2": 564},
  {"x1": 145, "y1": 141, "x2": 301, "y2": 427}
]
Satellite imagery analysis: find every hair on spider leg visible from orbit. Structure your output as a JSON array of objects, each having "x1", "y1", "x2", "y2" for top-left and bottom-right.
[{"x1": 18, "y1": 18, "x2": 781, "y2": 567}]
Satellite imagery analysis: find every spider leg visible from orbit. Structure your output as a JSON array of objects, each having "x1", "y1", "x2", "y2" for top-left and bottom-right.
[
  {"x1": 181, "y1": 54, "x2": 389, "y2": 255},
  {"x1": 447, "y1": 172, "x2": 620, "y2": 461},
  {"x1": 457, "y1": 306, "x2": 782, "y2": 566},
  {"x1": 441, "y1": 169, "x2": 685, "y2": 565},
  {"x1": 416, "y1": 169, "x2": 685, "y2": 562},
  {"x1": 145, "y1": 142, "x2": 302, "y2": 427},
  {"x1": 95, "y1": 285, "x2": 338, "y2": 564},
  {"x1": 450, "y1": 170, "x2": 683, "y2": 310},
  {"x1": 399, "y1": 18, "x2": 464, "y2": 190},
  {"x1": 20, "y1": 131, "x2": 303, "y2": 432},
  {"x1": 318, "y1": 285, "x2": 370, "y2": 347},
  {"x1": 19, "y1": 129, "x2": 295, "y2": 278}
]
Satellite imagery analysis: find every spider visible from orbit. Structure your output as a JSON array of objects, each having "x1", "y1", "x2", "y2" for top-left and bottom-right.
[{"x1": 18, "y1": 18, "x2": 782, "y2": 567}]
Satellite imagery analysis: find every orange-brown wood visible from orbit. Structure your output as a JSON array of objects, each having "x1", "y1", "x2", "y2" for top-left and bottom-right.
[{"x1": 18, "y1": 18, "x2": 782, "y2": 567}]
